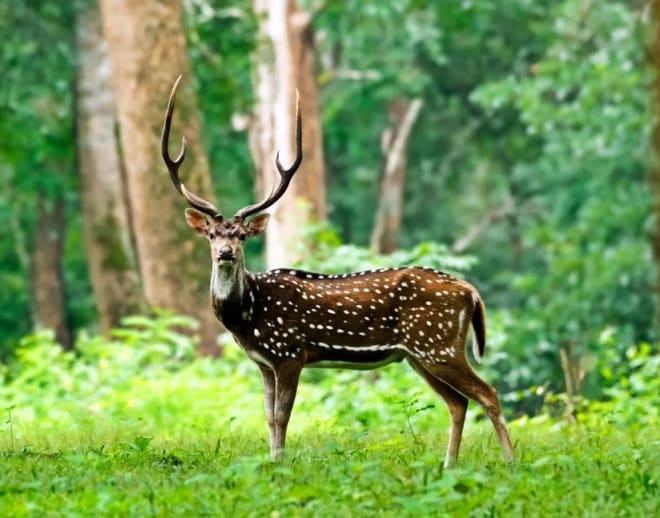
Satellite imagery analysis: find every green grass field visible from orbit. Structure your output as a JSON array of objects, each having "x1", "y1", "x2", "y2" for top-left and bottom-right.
[
  {"x1": 1, "y1": 326, "x2": 658, "y2": 517},
  {"x1": 1, "y1": 416, "x2": 658, "y2": 517}
]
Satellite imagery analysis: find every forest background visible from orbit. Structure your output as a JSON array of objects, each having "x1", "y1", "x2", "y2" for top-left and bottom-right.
[{"x1": 0, "y1": 0, "x2": 658, "y2": 515}]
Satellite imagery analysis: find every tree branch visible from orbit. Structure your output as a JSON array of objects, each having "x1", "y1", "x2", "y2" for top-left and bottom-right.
[
  {"x1": 451, "y1": 203, "x2": 514, "y2": 253},
  {"x1": 382, "y1": 98, "x2": 423, "y2": 181}
]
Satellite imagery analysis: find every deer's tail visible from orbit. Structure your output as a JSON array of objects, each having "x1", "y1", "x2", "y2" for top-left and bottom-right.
[{"x1": 471, "y1": 292, "x2": 486, "y2": 364}]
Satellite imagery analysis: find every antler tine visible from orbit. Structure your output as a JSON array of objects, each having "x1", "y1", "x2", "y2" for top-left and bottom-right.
[
  {"x1": 162, "y1": 75, "x2": 187, "y2": 193},
  {"x1": 275, "y1": 90, "x2": 303, "y2": 176},
  {"x1": 161, "y1": 75, "x2": 221, "y2": 219},
  {"x1": 235, "y1": 90, "x2": 302, "y2": 220}
]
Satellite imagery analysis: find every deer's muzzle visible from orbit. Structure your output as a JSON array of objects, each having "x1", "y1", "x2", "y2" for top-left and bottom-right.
[{"x1": 218, "y1": 246, "x2": 235, "y2": 263}]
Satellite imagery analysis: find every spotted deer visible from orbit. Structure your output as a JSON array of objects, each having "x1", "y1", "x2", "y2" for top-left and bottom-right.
[{"x1": 161, "y1": 77, "x2": 514, "y2": 467}]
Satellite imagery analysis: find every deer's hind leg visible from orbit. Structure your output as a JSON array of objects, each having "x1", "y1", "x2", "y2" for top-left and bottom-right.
[
  {"x1": 408, "y1": 357, "x2": 468, "y2": 468},
  {"x1": 425, "y1": 359, "x2": 514, "y2": 463}
]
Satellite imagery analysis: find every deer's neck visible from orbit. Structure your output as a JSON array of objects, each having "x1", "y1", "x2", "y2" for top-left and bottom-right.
[
  {"x1": 211, "y1": 264, "x2": 259, "y2": 338},
  {"x1": 211, "y1": 262, "x2": 245, "y2": 302}
]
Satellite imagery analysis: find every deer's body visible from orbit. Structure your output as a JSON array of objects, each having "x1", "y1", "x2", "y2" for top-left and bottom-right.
[
  {"x1": 161, "y1": 77, "x2": 514, "y2": 467},
  {"x1": 214, "y1": 267, "x2": 480, "y2": 371}
]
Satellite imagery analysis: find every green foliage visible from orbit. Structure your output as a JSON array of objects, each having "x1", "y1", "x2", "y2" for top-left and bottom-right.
[
  {"x1": 591, "y1": 343, "x2": 660, "y2": 426},
  {"x1": 0, "y1": 1, "x2": 86, "y2": 355},
  {"x1": 469, "y1": 0, "x2": 653, "y2": 403},
  {"x1": 0, "y1": 315, "x2": 452, "y2": 443},
  {"x1": 314, "y1": 0, "x2": 555, "y2": 247},
  {"x1": 0, "y1": 318, "x2": 658, "y2": 515},
  {"x1": 294, "y1": 223, "x2": 476, "y2": 275}
]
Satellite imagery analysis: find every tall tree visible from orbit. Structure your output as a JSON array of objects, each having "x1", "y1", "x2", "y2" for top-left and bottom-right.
[
  {"x1": 76, "y1": 4, "x2": 142, "y2": 332},
  {"x1": 99, "y1": 0, "x2": 220, "y2": 355},
  {"x1": 250, "y1": 0, "x2": 326, "y2": 268},
  {"x1": 370, "y1": 97, "x2": 422, "y2": 253},
  {"x1": 31, "y1": 193, "x2": 71, "y2": 349}
]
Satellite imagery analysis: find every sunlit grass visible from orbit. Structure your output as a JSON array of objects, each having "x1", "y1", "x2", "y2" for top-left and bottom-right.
[
  {"x1": 1, "y1": 405, "x2": 658, "y2": 516},
  {"x1": 1, "y1": 327, "x2": 658, "y2": 516}
]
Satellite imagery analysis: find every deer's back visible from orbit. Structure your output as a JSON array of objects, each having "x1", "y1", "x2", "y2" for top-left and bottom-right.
[{"x1": 241, "y1": 267, "x2": 478, "y2": 367}]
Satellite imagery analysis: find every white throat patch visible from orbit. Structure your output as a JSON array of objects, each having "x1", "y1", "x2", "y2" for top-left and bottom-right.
[{"x1": 211, "y1": 263, "x2": 242, "y2": 300}]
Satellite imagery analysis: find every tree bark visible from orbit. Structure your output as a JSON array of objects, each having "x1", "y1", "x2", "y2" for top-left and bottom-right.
[
  {"x1": 250, "y1": 0, "x2": 326, "y2": 269},
  {"x1": 76, "y1": 4, "x2": 143, "y2": 333},
  {"x1": 31, "y1": 193, "x2": 72, "y2": 349},
  {"x1": 370, "y1": 98, "x2": 423, "y2": 254},
  {"x1": 99, "y1": 0, "x2": 220, "y2": 356}
]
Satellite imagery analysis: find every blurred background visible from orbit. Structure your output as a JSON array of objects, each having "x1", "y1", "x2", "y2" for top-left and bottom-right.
[{"x1": 0, "y1": 0, "x2": 657, "y2": 423}]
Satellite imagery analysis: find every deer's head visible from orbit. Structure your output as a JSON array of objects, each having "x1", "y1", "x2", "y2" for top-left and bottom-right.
[
  {"x1": 183, "y1": 211, "x2": 269, "y2": 269},
  {"x1": 161, "y1": 76, "x2": 301, "y2": 270}
]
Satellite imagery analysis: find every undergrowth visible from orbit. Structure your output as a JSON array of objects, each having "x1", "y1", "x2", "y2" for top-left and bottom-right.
[{"x1": 0, "y1": 315, "x2": 658, "y2": 516}]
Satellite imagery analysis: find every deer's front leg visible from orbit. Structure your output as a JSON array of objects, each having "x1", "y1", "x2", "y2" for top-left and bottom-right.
[
  {"x1": 259, "y1": 366, "x2": 276, "y2": 452},
  {"x1": 272, "y1": 360, "x2": 303, "y2": 461}
]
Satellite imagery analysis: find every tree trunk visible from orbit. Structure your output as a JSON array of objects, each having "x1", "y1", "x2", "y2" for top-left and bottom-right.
[
  {"x1": 99, "y1": 0, "x2": 220, "y2": 356},
  {"x1": 370, "y1": 98, "x2": 423, "y2": 254},
  {"x1": 31, "y1": 193, "x2": 72, "y2": 349},
  {"x1": 250, "y1": 0, "x2": 326, "y2": 269},
  {"x1": 76, "y1": 4, "x2": 142, "y2": 333}
]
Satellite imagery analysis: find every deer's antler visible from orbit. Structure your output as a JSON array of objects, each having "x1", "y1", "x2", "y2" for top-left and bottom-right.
[
  {"x1": 162, "y1": 75, "x2": 221, "y2": 220},
  {"x1": 234, "y1": 90, "x2": 302, "y2": 220}
]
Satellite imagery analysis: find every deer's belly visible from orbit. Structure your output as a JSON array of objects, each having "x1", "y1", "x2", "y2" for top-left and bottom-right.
[{"x1": 306, "y1": 349, "x2": 405, "y2": 370}]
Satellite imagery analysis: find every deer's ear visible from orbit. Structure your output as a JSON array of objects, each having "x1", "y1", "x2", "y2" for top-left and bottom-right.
[
  {"x1": 246, "y1": 213, "x2": 270, "y2": 237},
  {"x1": 185, "y1": 208, "x2": 209, "y2": 236}
]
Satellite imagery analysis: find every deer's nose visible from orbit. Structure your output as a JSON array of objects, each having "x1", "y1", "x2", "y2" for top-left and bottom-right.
[{"x1": 218, "y1": 246, "x2": 234, "y2": 261}]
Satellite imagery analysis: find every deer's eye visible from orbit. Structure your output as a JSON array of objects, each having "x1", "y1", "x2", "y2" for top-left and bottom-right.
[
  {"x1": 238, "y1": 232, "x2": 247, "y2": 241},
  {"x1": 208, "y1": 232, "x2": 215, "y2": 239}
]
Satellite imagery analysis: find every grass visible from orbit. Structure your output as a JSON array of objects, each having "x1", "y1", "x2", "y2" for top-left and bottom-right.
[
  {"x1": 1, "y1": 414, "x2": 658, "y2": 517},
  {"x1": 1, "y1": 328, "x2": 658, "y2": 516}
]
